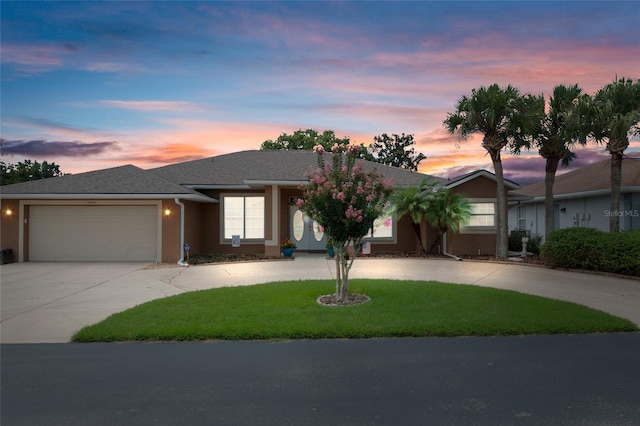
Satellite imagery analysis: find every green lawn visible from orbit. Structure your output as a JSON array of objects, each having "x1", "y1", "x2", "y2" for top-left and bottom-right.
[{"x1": 72, "y1": 280, "x2": 638, "y2": 342}]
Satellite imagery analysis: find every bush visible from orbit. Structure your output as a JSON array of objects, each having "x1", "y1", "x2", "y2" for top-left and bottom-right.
[{"x1": 541, "y1": 228, "x2": 640, "y2": 276}]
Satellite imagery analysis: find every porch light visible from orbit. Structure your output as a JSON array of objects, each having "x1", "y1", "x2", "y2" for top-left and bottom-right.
[
  {"x1": 4, "y1": 208, "x2": 12, "y2": 216},
  {"x1": 164, "y1": 208, "x2": 171, "y2": 216}
]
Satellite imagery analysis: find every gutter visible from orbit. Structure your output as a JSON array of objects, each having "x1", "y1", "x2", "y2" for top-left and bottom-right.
[
  {"x1": 514, "y1": 186, "x2": 640, "y2": 204},
  {"x1": 174, "y1": 198, "x2": 188, "y2": 267},
  {"x1": 0, "y1": 193, "x2": 218, "y2": 203},
  {"x1": 442, "y1": 232, "x2": 462, "y2": 261}
]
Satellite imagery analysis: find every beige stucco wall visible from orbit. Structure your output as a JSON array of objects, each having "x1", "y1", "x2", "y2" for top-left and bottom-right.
[
  {"x1": 161, "y1": 200, "x2": 181, "y2": 263},
  {"x1": 197, "y1": 189, "x2": 266, "y2": 255},
  {"x1": 0, "y1": 200, "x2": 20, "y2": 258},
  {"x1": 446, "y1": 176, "x2": 510, "y2": 257}
]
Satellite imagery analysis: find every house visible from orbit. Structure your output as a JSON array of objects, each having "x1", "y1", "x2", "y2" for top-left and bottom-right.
[
  {"x1": 1, "y1": 150, "x2": 509, "y2": 263},
  {"x1": 508, "y1": 158, "x2": 640, "y2": 241},
  {"x1": 427, "y1": 170, "x2": 521, "y2": 257}
]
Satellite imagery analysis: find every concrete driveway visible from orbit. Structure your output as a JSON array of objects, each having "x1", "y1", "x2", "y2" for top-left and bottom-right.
[{"x1": 2, "y1": 256, "x2": 639, "y2": 343}]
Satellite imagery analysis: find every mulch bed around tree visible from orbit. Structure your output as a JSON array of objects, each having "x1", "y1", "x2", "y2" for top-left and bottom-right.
[{"x1": 316, "y1": 293, "x2": 371, "y2": 307}]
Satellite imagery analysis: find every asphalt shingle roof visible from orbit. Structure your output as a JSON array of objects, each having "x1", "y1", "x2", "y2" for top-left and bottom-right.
[
  {"x1": 1, "y1": 164, "x2": 203, "y2": 196},
  {"x1": 149, "y1": 150, "x2": 439, "y2": 187},
  {"x1": 512, "y1": 157, "x2": 640, "y2": 198},
  {"x1": 1, "y1": 150, "x2": 443, "y2": 199}
]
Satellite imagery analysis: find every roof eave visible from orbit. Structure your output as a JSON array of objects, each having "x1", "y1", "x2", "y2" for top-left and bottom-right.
[
  {"x1": 183, "y1": 184, "x2": 252, "y2": 190},
  {"x1": 244, "y1": 179, "x2": 308, "y2": 188},
  {"x1": 445, "y1": 170, "x2": 520, "y2": 190},
  {"x1": 1, "y1": 193, "x2": 218, "y2": 203},
  {"x1": 516, "y1": 186, "x2": 640, "y2": 203}
]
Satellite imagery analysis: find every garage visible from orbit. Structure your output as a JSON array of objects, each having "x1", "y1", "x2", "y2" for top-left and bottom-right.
[{"x1": 29, "y1": 205, "x2": 159, "y2": 262}]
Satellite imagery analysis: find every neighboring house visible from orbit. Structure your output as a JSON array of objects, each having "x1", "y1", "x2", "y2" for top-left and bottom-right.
[
  {"x1": 508, "y1": 158, "x2": 640, "y2": 241},
  {"x1": 0, "y1": 150, "x2": 509, "y2": 263}
]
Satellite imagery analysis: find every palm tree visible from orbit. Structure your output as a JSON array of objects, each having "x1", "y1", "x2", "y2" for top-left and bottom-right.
[
  {"x1": 425, "y1": 189, "x2": 471, "y2": 254},
  {"x1": 581, "y1": 78, "x2": 640, "y2": 232},
  {"x1": 388, "y1": 179, "x2": 436, "y2": 253},
  {"x1": 514, "y1": 84, "x2": 584, "y2": 240},
  {"x1": 444, "y1": 84, "x2": 544, "y2": 258}
]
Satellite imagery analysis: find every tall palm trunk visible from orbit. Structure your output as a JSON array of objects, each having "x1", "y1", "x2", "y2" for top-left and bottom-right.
[
  {"x1": 490, "y1": 150, "x2": 508, "y2": 258},
  {"x1": 610, "y1": 151, "x2": 623, "y2": 232},
  {"x1": 544, "y1": 156, "x2": 560, "y2": 240}
]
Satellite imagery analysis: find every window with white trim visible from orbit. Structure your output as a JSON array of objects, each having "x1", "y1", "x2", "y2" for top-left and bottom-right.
[
  {"x1": 365, "y1": 213, "x2": 394, "y2": 240},
  {"x1": 517, "y1": 206, "x2": 526, "y2": 230},
  {"x1": 223, "y1": 196, "x2": 265, "y2": 240},
  {"x1": 465, "y1": 202, "x2": 495, "y2": 227}
]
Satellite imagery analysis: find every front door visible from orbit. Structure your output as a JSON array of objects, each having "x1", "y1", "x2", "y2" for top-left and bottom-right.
[{"x1": 289, "y1": 206, "x2": 327, "y2": 251}]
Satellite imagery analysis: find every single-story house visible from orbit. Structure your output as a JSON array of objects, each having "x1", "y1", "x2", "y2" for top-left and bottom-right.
[
  {"x1": 1, "y1": 150, "x2": 513, "y2": 263},
  {"x1": 431, "y1": 170, "x2": 521, "y2": 257},
  {"x1": 508, "y1": 158, "x2": 640, "y2": 241}
]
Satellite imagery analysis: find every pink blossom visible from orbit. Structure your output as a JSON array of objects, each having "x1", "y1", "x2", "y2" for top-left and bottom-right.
[
  {"x1": 357, "y1": 215, "x2": 363, "y2": 223},
  {"x1": 313, "y1": 144, "x2": 325, "y2": 154},
  {"x1": 336, "y1": 192, "x2": 345, "y2": 201},
  {"x1": 347, "y1": 144, "x2": 361, "y2": 155},
  {"x1": 296, "y1": 198, "x2": 305, "y2": 208}
]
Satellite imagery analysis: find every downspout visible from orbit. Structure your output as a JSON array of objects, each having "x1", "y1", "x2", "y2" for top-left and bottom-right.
[
  {"x1": 174, "y1": 198, "x2": 188, "y2": 267},
  {"x1": 442, "y1": 231, "x2": 462, "y2": 261}
]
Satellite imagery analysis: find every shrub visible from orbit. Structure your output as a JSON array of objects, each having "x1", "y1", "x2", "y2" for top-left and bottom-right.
[{"x1": 541, "y1": 228, "x2": 640, "y2": 276}]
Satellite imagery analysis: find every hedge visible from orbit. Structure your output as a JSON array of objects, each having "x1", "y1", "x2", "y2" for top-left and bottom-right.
[{"x1": 540, "y1": 228, "x2": 640, "y2": 277}]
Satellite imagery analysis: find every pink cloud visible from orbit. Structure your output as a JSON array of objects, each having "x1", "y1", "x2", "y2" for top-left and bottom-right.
[
  {"x1": 0, "y1": 44, "x2": 70, "y2": 73},
  {"x1": 98, "y1": 100, "x2": 210, "y2": 113}
]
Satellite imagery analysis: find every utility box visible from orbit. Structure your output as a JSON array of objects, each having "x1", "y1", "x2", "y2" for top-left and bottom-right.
[{"x1": 0, "y1": 249, "x2": 14, "y2": 265}]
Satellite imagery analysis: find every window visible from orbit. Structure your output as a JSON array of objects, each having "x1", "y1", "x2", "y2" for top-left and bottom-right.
[
  {"x1": 223, "y1": 196, "x2": 264, "y2": 240},
  {"x1": 365, "y1": 213, "x2": 394, "y2": 240},
  {"x1": 464, "y1": 202, "x2": 495, "y2": 228},
  {"x1": 517, "y1": 206, "x2": 526, "y2": 230}
]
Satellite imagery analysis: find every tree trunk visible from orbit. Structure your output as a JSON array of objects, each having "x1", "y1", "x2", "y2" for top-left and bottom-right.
[
  {"x1": 428, "y1": 233, "x2": 441, "y2": 254},
  {"x1": 491, "y1": 152, "x2": 508, "y2": 259},
  {"x1": 333, "y1": 240, "x2": 358, "y2": 302},
  {"x1": 544, "y1": 157, "x2": 560, "y2": 241},
  {"x1": 428, "y1": 227, "x2": 447, "y2": 254},
  {"x1": 334, "y1": 249, "x2": 342, "y2": 299},
  {"x1": 411, "y1": 222, "x2": 425, "y2": 253},
  {"x1": 610, "y1": 152, "x2": 623, "y2": 232}
]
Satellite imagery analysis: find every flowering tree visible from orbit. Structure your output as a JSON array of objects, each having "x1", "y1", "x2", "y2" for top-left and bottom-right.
[{"x1": 297, "y1": 144, "x2": 394, "y2": 304}]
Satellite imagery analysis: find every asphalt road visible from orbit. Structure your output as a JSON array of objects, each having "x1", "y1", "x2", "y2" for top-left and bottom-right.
[{"x1": 2, "y1": 334, "x2": 640, "y2": 425}]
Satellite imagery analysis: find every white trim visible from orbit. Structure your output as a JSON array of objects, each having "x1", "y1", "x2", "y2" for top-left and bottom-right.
[
  {"x1": 516, "y1": 187, "x2": 640, "y2": 203},
  {"x1": 363, "y1": 213, "x2": 397, "y2": 243},
  {"x1": 184, "y1": 184, "x2": 250, "y2": 190},
  {"x1": 1, "y1": 193, "x2": 217, "y2": 203},
  {"x1": 244, "y1": 179, "x2": 307, "y2": 187},
  {"x1": 460, "y1": 198, "x2": 497, "y2": 235},
  {"x1": 219, "y1": 193, "x2": 266, "y2": 244},
  {"x1": 445, "y1": 170, "x2": 520, "y2": 190}
]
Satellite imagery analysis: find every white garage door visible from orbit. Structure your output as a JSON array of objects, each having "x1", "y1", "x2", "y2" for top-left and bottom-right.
[{"x1": 29, "y1": 205, "x2": 158, "y2": 261}]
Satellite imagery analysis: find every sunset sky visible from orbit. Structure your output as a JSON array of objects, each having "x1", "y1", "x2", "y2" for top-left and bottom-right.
[{"x1": 1, "y1": 1, "x2": 639, "y2": 185}]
